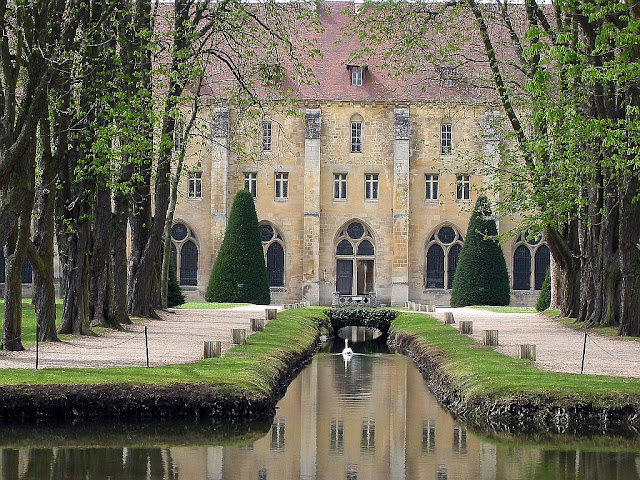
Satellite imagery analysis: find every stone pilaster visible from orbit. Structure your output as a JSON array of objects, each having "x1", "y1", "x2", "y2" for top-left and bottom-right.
[
  {"x1": 303, "y1": 108, "x2": 322, "y2": 305},
  {"x1": 210, "y1": 107, "x2": 230, "y2": 258},
  {"x1": 391, "y1": 106, "x2": 410, "y2": 306}
]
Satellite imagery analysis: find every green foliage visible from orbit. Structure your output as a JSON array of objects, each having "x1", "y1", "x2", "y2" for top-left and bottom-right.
[
  {"x1": 450, "y1": 196, "x2": 510, "y2": 307},
  {"x1": 167, "y1": 263, "x2": 186, "y2": 308},
  {"x1": 324, "y1": 308, "x2": 398, "y2": 334},
  {"x1": 536, "y1": 268, "x2": 552, "y2": 312},
  {"x1": 206, "y1": 190, "x2": 270, "y2": 304}
]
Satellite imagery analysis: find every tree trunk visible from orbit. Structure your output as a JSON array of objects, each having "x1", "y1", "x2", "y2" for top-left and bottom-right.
[
  {"x1": 111, "y1": 162, "x2": 133, "y2": 325},
  {"x1": 618, "y1": 174, "x2": 640, "y2": 336},
  {"x1": 32, "y1": 110, "x2": 61, "y2": 342},
  {"x1": 544, "y1": 224, "x2": 580, "y2": 318},
  {"x1": 89, "y1": 183, "x2": 115, "y2": 328}
]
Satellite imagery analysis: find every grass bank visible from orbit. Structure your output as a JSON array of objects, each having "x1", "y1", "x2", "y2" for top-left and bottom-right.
[
  {"x1": 0, "y1": 308, "x2": 326, "y2": 421},
  {"x1": 389, "y1": 312, "x2": 640, "y2": 434}
]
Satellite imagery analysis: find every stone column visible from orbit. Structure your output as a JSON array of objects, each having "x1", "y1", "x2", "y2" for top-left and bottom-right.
[
  {"x1": 302, "y1": 108, "x2": 322, "y2": 305},
  {"x1": 391, "y1": 106, "x2": 410, "y2": 306},
  {"x1": 210, "y1": 107, "x2": 229, "y2": 257}
]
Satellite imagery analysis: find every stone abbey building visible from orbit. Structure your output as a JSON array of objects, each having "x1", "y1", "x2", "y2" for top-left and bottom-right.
[{"x1": 170, "y1": 2, "x2": 550, "y2": 307}]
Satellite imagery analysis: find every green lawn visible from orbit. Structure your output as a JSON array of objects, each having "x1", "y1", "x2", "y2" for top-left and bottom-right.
[
  {"x1": 0, "y1": 301, "x2": 65, "y2": 348},
  {"x1": 390, "y1": 312, "x2": 640, "y2": 407},
  {"x1": 0, "y1": 308, "x2": 325, "y2": 396},
  {"x1": 177, "y1": 301, "x2": 250, "y2": 309},
  {"x1": 468, "y1": 305, "x2": 538, "y2": 314}
]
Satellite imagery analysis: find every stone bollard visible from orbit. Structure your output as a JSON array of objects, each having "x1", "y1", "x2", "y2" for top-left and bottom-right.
[
  {"x1": 265, "y1": 308, "x2": 278, "y2": 320},
  {"x1": 231, "y1": 328, "x2": 246, "y2": 345},
  {"x1": 444, "y1": 312, "x2": 455, "y2": 324},
  {"x1": 203, "y1": 340, "x2": 221, "y2": 359},
  {"x1": 483, "y1": 330, "x2": 499, "y2": 346},
  {"x1": 516, "y1": 344, "x2": 536, "y2": 361},
  {"x1": 251, "y1": 318, "x2": 265, "y2": 332},
  {"x1": 459, "y1": 321, "x2": 473, "y2": 334}
]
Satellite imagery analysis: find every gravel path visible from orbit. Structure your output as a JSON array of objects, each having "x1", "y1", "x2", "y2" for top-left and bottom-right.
[
  {"x1": 0, "y1": 305, "x2": 638, "y2": 378},
  {"x1": 0, "y1": 305, "x2": 278, "y2": 370},
  {"x1": 431, "y1": 307, "x2": 640, "y2": 378}
]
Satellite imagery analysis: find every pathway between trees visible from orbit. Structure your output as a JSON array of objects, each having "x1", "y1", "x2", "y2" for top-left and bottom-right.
[
  {"x1": 432, "y1": 307, "x2": 640, "y2": 378},
  {"x1": 0, "y1": 306, "x2": 638, "y2": 377}
]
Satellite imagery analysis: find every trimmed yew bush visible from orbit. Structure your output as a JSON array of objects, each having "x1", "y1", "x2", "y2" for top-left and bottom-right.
[
  {"x1": 167, "y1": 263, "x2": 186, "y2": 307},
  {"x1": 536, "y1": 267, "x2": 551, "y2": 311},
  {"x1": 324, "y1": 308, "x2": 398, "y2": 334},
  {"x1": 206, "y1": 190, "x2": 271, "y2": 304},
  {"x1": 450, "y1": 196, "x2": 510, "y2": 306}
]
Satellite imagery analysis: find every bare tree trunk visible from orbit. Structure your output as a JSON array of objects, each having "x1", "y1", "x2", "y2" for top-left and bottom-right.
[
  {"x1": 90, "y1": 183, "x2": 115, "y2": 328},
  {"x1": 111, "y1": 162, "x2": 133, "y2": 325},
  {"x1": 618, "y1": 175, "x2": 640, "y2": 336}
]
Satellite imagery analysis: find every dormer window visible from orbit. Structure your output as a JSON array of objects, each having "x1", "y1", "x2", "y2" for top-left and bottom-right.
[{"x1": 347, "y1": 64, "x2": 367, "y2": 86}]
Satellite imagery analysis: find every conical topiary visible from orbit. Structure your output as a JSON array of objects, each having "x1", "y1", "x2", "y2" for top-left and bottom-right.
[
  {"x1": 167, "y1": 262, "x2": 186, "y2": 307},
  {"x1": 536, "y1": 267, "x2": 551, "y2": 311},
  {"x1": 205, "y1": 189, "x2": 271, "y2": 304},
  {"x1": 450, "y1": 196, "x2": 511, "y2": 306}
]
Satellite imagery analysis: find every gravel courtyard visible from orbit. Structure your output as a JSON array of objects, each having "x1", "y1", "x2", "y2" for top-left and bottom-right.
[{"x1": 0, "y1": 305, "x2": 638, "y2": 378}]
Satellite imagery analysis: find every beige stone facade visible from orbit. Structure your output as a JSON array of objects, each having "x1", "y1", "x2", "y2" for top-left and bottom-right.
[{"x1": 172, "y1": 100, "x2": 548, "y2": 306}]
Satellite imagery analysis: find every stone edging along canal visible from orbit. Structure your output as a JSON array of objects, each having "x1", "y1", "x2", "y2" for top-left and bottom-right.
[{"x1": 388, "y1": 327, "x2": 640, "y2": 435}]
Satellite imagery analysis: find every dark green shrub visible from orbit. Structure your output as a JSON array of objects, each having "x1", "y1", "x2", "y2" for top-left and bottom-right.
[
  {"x1": 167, "y1": 262, "x2": 186, "y2": 307},
  {"x1": 205, "y1": 190, "x2": 271, "y2": 304},
  {"x1": 536, "y1": 267, "x2": 551, "y2": 311},
  {"x1": 324, "y1": 308, "x2": 399, "y2": 334},
  {"x1": 450, "y1": 196, "x2": 511, "y2": 306}
]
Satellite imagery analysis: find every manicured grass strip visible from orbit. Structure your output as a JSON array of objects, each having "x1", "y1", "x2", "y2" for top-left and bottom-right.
[
  {"x1": 0, "y1": 309, "x2": 325, "y2": 399},
  {"x1": 177, "y1": 302, "x2": 250, "y2": 309},
  {"x1": 390, "y1": 313, "x2": 640, "y2": 408},
  {"x1": 468, "y1": 305, "x2": 537, "y2": 314}
]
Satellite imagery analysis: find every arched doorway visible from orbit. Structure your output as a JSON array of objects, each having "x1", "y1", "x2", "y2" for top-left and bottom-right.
[
  {"x1": 512, "y1": 232, "x2": 550, "y2": 291},
  {"x1": 425, "y1": 224, "x2": 464, "y2": 290},
  {"x1": 335, "y1": 221, "x2": 375, "y2": 297}
]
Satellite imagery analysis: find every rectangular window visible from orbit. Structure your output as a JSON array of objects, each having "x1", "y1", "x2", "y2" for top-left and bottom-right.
[
  {"x1": 262, "y1": 121, "x2": 272, "y2": 151},
  {"x1": 351, "y1": 122, "x2": 362, "y2": 153},
  {"x1": 365, "y1": 173, "x2": 379, "y2": 200},
  {"x1": 244, "y1": 172, "x2": 257, "y2": 198},
  {"x1": 425, "y1": 174, "x2": 439, "y2": 200},
  {"x1": 441, "y1": 124, "x2": 452, "y2": 155},
  {"x1": 456, "y1": 174, "x2": 470, "y2": 200},
  {"x1": 188, "y1": 172, "x2": 202, "y2": 198},
  {"x1": 351, "y1": 66, "x2": 363, "y2": 86},
  {"x1": 334, "y1": 173, "x2": 347, "y2": 199},
  {"x1": 275, "y1": 172, "x2": 288, "y2": 199}
]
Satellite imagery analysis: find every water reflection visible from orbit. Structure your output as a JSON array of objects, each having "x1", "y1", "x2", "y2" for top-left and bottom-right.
[{"x1": 0, "y1": 332, "x2": 639, "y2": 479}]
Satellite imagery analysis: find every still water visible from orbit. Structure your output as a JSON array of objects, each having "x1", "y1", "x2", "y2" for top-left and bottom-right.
[{"x1": 0, "y1": 328, "x2": 639, "y2": 480}]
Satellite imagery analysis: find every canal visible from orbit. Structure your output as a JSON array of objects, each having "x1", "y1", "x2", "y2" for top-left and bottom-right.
[{"x1": 0, "y1": 328, "x2": 638, "y2": 479}]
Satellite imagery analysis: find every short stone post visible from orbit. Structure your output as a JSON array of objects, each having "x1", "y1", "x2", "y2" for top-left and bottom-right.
[
  {"x1": 516, "y1": 344, "x2": 536, "y2": 361},
  {"x1": 483, "y1": 330, "x2": 499, "y2": 346},
  {"x1": 232, "y1": 328, "x2": 246, "y2": 345},
  {"x1": 265, "y1": 308, "x2": 278, "y2": 320},
  {"x1": 459, "y1": 321, "x2": 473, "y2": 334},
  {"x1": 203, "y1": 341, "x2": 221, "y2": 359},
  {"x1": 444, "y1": 312, "x2": 455, "y2": 324},
  {"x1": 251, "y1": 318, "x2": 265, "y2": 332}
]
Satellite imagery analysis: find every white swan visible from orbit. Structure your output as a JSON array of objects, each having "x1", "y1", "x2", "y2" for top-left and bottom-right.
[{"x1": 342, "y1": 338, "x2": 354, "y2": 360}]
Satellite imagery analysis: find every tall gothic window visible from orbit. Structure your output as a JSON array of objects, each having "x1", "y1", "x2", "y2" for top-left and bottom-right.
[
  {"x1": 171, "y1": 222, "x2": 199, "y2": 286},
  {"x1": 335, "y1": 221, "x2": 375, "y2": 296},
  {"x1": 261, "y1": 222, "x2": 285, "y2": 287},
  {"x1": 425, "y1": 225, "x2": 464, "y2": 289},
  {"x1": 513, "y1": 232, "x2": 550, "y2": 290}
]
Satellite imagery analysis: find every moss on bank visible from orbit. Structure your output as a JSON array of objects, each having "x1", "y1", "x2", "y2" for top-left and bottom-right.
[
  {"x1": 0, "y1": 308, "x2": 325, "y2": 421},
  {"x1": 389, "y1": 313, "x2": 640, "y2": 434}
]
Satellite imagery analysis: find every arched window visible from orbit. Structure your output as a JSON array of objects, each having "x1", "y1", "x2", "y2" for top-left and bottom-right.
[
  {"x1": 261, "y1": 221, "x2": 285, "y2": 288},
  {"x1": 513, "y1": 232, "x2": 549, "y2": 290},
  {"x1": 513, "y1": 245, "x2": 531, "y2": 290},
  {"x1": 180, "y1": 240, "x2": 198, "y2": 286},
  {"x1": 425, "y1": 225, "x2": 464, "y2": 289},
  {"x1": 335, "y1": 220, "x2": 375, "y2": 295},
  {"x1": 171, "y1": 222, "x2": 199, "y2": 286}
]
